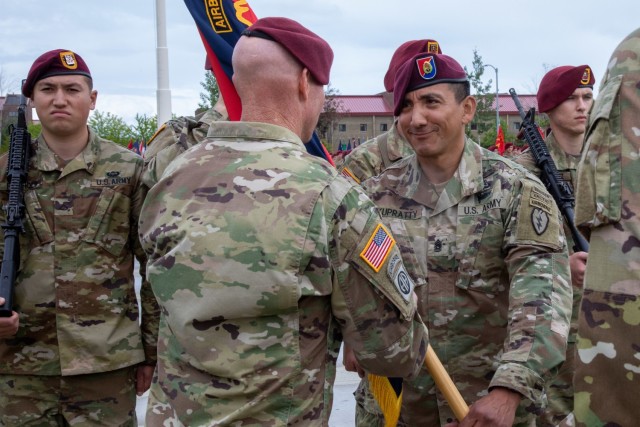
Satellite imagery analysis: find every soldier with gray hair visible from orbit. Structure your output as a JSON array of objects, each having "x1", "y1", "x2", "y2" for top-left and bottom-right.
[
  {"x1": 573, "y1": 26, "x2": 640, "y2": 427},
  {"x1": 139, "y1": 17, "x2": 427, "y2": 426}
]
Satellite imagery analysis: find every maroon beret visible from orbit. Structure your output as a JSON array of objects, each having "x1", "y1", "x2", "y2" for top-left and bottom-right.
[
  {"x1": 384, "y1": 39, "x2": 442, "y2": 92},
  {"x1": 242, "y1": 17, "x2": 333, "y2": 85},
  {"x1": 537, "y1": 65, "x2": 595, "y2": 113},
  {"x1": 22, "y1": 49, "x2": 91, "y2": 97},
  {"x1": 393, "y1": 53, "x2": 468, "y2": 116}
]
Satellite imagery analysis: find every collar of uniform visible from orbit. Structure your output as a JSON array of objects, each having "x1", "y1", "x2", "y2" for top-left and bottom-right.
[
  {"x1": 372, "y1": 136, "x2": 484, "y2": 200},
  {"x1": 410, "y1": 137, "x2": 484, "y2": 199},
  {"x1": 458, "y1": 136, "x2": 486, "y2": 197},
  {"x1": 35, "y1": 126, "x2": 99, "y2": 174},
  {"x1": 386, "y1": 122, "x2": 415, "y2": 162},
  {"x1": 206, "y1": 121, "x2": 305, "y2": 149},
  {"x1": 545, "y1": 131, "x2": 577, "y2": 171},
  {"x1": 198, "y1": 107, "x2": 226, "y2": 125}
]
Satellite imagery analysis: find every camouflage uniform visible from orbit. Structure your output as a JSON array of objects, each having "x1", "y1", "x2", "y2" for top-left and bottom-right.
[
  {"x1": 0, "y1": 129, "x2": 159, "y2": 425},
  {"x1": 339, "y1": 123, "x2": 414, "y2": 184},
  {"x1": 515, "y1": 132, "x2": 582, "y2": 426},
  {"x1": 139, "y1": 121, "x2": 428, "y2": 426},
  {"x1": 573, "y1": 27, "x2": 640, "y2": 427},
  {"x1": 142, "y1": 107, "x2": 225, "y2": 189},
  {"x1": 355, "y1": 138, "x2": 572, "y2": 426}
]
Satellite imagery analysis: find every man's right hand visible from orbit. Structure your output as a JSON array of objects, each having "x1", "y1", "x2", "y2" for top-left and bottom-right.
[
  {"x1": 0, "y1": 297, "x2": 19, "y2": 338},
  {"x1": 342, "y1": 343, "x2": 365, "y2": 378},
  {"x1": 569, "y1": 251, "x2": 588, "y2": 288}
]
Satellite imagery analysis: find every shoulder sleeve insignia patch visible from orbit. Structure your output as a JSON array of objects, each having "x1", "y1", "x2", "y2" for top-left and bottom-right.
[
  {"x1": 531, "y1": 207, "x2": 550, "y2": 235},
  {"x1": 514, "y1": 179, "x2": 562, "y2": 248},
  {"x1": 360, "y1": 223, "x2": 395, "y2": 272}
]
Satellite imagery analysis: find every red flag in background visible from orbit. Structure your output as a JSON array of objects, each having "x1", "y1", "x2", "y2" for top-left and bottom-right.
[
  {"x1": 495, "y1": 125, "x2": 505, "y2": 155},
  {"x1": 183, "y1": 0, "x2": 334, "y2": 165}
]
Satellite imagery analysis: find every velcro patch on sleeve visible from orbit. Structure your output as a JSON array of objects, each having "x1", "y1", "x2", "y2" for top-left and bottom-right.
[
  {"x1": 387, "y1": 254, "x2": 415, "y2": 302},
  {"x1": 360, "y1": 223, "x2": 395, "y2": 272},
  {"x1": 515, "y1": 180, "x2": 562, "y2": 248},
  {"x1": 349, "y1": 225, "x2": 415, "y2": 320}
]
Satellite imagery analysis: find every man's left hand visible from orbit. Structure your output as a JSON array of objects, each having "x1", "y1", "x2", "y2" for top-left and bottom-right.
[{"x1": 135, "y1": 364, "x2": 155, "y2": 396}]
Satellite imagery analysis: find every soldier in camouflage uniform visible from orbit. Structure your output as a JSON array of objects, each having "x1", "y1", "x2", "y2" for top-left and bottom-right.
[
  {"x1": 573, "y1": 27, "x2": 640, "y2": 427},
  {"x1": 514, "y1": 65, "x2": 594, "y2": 426},
  {"x1": 143, "y1": 58, "x2": 332, "y2": 192},
  {"x1": 139, "y1": 17, "x2": 428, "y2": 426},
  {"x1": 339, "y1": 39, "x2": 441, "y2": 185},
  {"x1": 141, "y1": 101, "x2": 226, "y2": 189},
  {"x1": 0, "y1": 50, "x2": 159, "y2": 426},
  {"x1": 352, "y1": 52, "x2": 573, "y2": 427}
]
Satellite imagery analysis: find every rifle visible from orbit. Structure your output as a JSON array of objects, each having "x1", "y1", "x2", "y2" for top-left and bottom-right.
[
  {"x1": 0, "y1": 92, "x2": 31, "y2": 317},
  {"x1": 509, "y1": 88, "x2": 589, "y2": 252}
]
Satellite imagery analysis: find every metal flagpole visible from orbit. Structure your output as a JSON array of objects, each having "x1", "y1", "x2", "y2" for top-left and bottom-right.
[
  {"x1": 155, "y1": 0, "x2": 172, "y2": 127},
  {"x1": 485, "y1": 64, "x2": 499, "y2": 132}
]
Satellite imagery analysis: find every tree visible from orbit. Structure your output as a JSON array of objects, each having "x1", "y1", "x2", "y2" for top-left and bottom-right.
[
  {"x1": 88, "y1": 110, "x2": 133, "y2": 146},
  {"x1": 316, "y1": 83, "x2": 345, "y2": 151},
  {"x1": 464, "y1": 49, "x2": 496, "y2": 147},
  {"x1": 198, "y1": 71, "x2": 220, "y2": 111},
  {"x1": 28, "y1": 123, "x2": 42, "y2": 139},
  {"x1": 479, "y1": 119, "x2": 517, "y2": 148},
  {"x1": 130, "y1": 113, "x2": 157, "y2": 142}
]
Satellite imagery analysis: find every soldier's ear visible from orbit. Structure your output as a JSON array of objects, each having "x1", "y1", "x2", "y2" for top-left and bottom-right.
[
  {"x1": 461, "y1": 96, "x2": 476, "y2": 125},
  {"x1": 298, "y1": 68, "x2": 312, "y2": 102},
  {"x1": 90, "y1": 90, "x2": 98, "y2": 111}
]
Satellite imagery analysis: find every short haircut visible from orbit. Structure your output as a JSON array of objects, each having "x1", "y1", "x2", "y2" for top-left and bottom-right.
[{"x1": 449, "y1": 82, "x2": 470, "y2": 103}]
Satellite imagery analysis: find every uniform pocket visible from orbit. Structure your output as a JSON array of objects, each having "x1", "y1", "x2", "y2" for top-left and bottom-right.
[
  {"x1": 81, "y1": 187, "x2": 131, "y2": 257},
  {"x1": 456, "y1": 217, "x2": 505, "y2": 295}
]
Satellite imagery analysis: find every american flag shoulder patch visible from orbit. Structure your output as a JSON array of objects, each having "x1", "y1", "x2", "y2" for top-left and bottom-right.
[
  {"x1": 340, "y1": 167, "x2": 360, "y2": 184},
  {"x1": 360, "y1": 223, "x2": 395, "y2": 272}
]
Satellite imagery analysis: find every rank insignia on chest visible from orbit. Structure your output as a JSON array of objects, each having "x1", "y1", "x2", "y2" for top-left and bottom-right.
[
  {"x1": 361, "y1": 223, "x2": 395, "y2": 272},
  {"x1": 531, "y1": 207, "x2": 549, "y2": 235},
  {"x1": 478, "y1": 179, "x2": 492, "y2": 201},
  {"x1": 434, "y1": 239, "x2": 442, "y2": 252}
]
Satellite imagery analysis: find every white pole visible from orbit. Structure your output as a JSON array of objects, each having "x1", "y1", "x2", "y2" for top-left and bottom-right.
[
  {"x1": 495, "y1": 67, "x2": 499, "y2": 132},
  {"x1": 486, "y1": 64, "x2": 499, "y2": 132},
  {"x1": 155, "y1": 0, "x2": 172, "y2": 128}
]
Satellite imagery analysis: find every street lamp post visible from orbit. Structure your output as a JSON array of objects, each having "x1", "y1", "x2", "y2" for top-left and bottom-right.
[{"x1": 485, "y1": 64, "x2": 499, "y2": 133}]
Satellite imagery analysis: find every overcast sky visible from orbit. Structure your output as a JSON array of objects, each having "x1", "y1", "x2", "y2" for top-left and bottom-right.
[{"x1": 1, "y1": 0, "x2": 637, "y2": 124}]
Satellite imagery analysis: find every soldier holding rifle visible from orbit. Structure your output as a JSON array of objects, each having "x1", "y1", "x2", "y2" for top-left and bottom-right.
[
  {"x1": 0, "y1": 49, "x2": 158, "y2": 426},
  {"x1": 512, "y1": 65, "x2": 594, "y2": 426}
]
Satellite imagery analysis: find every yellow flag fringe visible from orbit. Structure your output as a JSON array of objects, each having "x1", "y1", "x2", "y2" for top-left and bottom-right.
[
  {"x1": 368, "y1": 373, "x2": 403, "y2": 427},
  {"x1": 368, "y1": 346, "x2": 469, "y2": 425}
]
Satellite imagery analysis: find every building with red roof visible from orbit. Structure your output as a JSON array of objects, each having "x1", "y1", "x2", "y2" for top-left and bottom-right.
[{"x1": 321, "y1": 92, "x2": 539, "y2": 153}]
